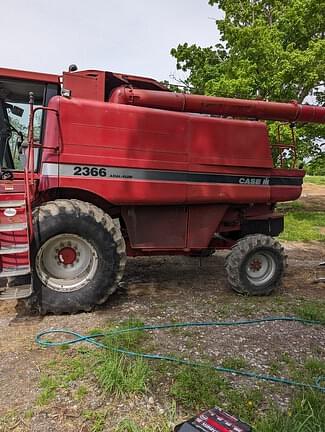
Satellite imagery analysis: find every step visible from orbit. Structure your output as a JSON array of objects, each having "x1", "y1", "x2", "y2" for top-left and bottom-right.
[
  {"x1": 0, "y1": 222, "x2": 27, "y2": 232},
  {"x1": 0, "y1": 200, "x2": 25, "y2": 208},
  {"x1": 0, "y1": 244, "x2": 29, "y2": 255},
  {"x1": 0, "y1": 266, "x2": 30, "y2": 277},
  {"x1": 0, "y1": 284, "x2": 32, "y2": 300}
]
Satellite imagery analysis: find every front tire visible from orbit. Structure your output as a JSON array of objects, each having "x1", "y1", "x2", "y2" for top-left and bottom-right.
[
  {"x1": 225, "y1": 234, "x2": 286, "y2": 295},
  {"x1": 31, "y1": 199, "x2": 126, "y2": 314}
]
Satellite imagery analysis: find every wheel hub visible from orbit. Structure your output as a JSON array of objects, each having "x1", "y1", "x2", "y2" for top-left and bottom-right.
[
  {"x1": 35, "y1": 234, "x2": 98, "y2": 293},
  {"x1": 58, "y1": 247, "x2": 77, "y2": 265},
  {"x1": 245, "y1": 251, "x2": 276, "y2": 286},
  {"x1": 249, "y1": 259, "x2": 262, "y2": 272}
]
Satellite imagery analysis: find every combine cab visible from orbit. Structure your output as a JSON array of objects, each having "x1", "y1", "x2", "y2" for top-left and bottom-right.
[{"x1": 0, "y1": 66, "x2": 323, "y2": 313}]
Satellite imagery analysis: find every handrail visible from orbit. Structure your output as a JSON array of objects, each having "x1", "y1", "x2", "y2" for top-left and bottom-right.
[
  {"x1": 24, "y1": 99, "x2": 60, "y2": 241},
  {"x1": 272, "y1": 122, "x2": 297, "y2": 169}
]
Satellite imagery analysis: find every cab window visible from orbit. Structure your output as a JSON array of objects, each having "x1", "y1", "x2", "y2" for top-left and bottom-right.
[{"x1": 0, "y1": 78, "x2": 58, "y2": 170}]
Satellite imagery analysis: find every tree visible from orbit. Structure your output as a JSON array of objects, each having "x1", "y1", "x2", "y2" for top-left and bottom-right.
[{"x1": 171, "y1": 0, "x2": 325, "y2": 165}]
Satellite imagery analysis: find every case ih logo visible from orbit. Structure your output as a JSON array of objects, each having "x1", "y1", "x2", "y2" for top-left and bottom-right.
[{"x1": 239, "y1": 177, "x2": 270, "y2": 185}]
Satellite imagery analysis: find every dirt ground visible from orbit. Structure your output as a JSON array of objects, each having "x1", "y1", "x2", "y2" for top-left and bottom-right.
[{"x1": 0, "y1": 183, "x2": 324, "y2": 431}]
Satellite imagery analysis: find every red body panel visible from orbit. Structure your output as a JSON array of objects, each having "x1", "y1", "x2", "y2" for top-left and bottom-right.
[
  {"x1": 0, "y1": 68, "x2": 311, "y2": 253},
  {"x1": 0, "y1": 67, "x2": 59, "y2": 84},
  {"x1": 40, "y1": 96, "x2": 297, "y2": 207}
]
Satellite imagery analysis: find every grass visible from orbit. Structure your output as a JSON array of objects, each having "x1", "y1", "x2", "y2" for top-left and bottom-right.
[
  {"x1": 255, "y1": 391, "x2": 325, "y2": 432},
  {"x1": 278, "y1": 207, "x2": 325, "y2": 242},
  {"x1": 74, "y1": 384, "x2": 88, "y2": 401},
  {"x1": 35, "y1": 319, "x2": 151, "y2": 409},
  {"x1": 114, "y1": 404, "x2": 177, "y2": 432},
  {"x1": 305, "y1": 175, "x2": 325, "y2": 185},
  {"x1": 221, "y1": 356, "x2": 249, "y2": 370},
  {"x1": 95, "y1": 352, "x2": 150, "y2": 395},
  {"x1": 115, "y1": 417, "x2": 172, "y2": 432},
  {"x1": 36, "y1": 376, "x2": 59, "y2": 405},
  {"x1": 32, "y1": 314, "x2": 325, "y2": 431},
  {"x1": 294, "y1": 300, "x2": 325, "y2": 323},
  {"x1": 83, "y1": 410, "x2": 107, "y2": 432},
  {"x1": 170, "y1": 365, "x2": 228, "y2": 410},
  {"x1": 277, "y1": 185, "x2": 325, "y2": 241},
  {"x1": 94, "y1": 318, "x2": 151, "y2": 396}
]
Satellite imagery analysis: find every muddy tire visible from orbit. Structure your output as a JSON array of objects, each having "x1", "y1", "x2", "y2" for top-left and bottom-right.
[
  {"x1": 225, "y1": 234, "x2": 286, "y2": 296},
  {"x1": 28, "y1": 199, "x2": 126, "y2": 314}
]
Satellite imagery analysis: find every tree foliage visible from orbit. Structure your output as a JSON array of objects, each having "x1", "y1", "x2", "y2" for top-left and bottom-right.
[{"x1": 171, "y1": 0, "x2": 325, "y2": 164}]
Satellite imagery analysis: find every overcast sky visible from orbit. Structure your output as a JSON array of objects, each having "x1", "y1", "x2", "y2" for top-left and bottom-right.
[{"x1": 2, "y1": 0, "x2": 222, "y2": 82}]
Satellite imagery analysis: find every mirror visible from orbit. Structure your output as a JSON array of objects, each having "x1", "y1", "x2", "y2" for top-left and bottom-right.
[{"x1": 5, "y1": 103, "x2": 24, "y2": 117}]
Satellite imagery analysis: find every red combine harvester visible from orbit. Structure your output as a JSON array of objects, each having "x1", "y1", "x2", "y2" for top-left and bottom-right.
[{"x1": 0, "y1": 66, "x2": 324, "y2": 313}]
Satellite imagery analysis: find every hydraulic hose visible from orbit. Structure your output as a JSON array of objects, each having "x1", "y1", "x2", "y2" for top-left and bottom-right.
[{"x1": 35, "y1": 317, "x2": 325, "y2": 393}]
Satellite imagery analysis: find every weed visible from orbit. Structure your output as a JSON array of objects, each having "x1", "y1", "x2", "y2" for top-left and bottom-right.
[
  {"x1": 115, "y1": 419, "x2": 142, "y2": 432},
  {"x1": 115, "y1": 402, "x2": 177, "y2": 432},
  {"x1": 221, "y1": 356, "x2": 249, "y2": 370},
  {"x1": 24, "y1": 409, "x2": 34, "y2": 419},
  {"x1": 255, "y1": 391, "x2": 325, "y2": 431},
  {"x1": 36, "y1": 375, "x2": 59, "y2": 405},
  {"x1": 93, "y1": 319, "x2": 151, "y2": 396},
  {"x1": 294, "y1": 301, "x2": 325, "y2": 323},
  {"x1": 75, "y1": 384, "x2": 88, "y2": 400},
  {"x1": 225, "y1": 387, "x2": 263, "y2": 424},
  {"x1": 95, "y1": 352, "x2": 150, "y2": 395},
  {"x1": 268, "y1": 361, "x2": 280, "y2": 375},
  {"x1": 83, "y1": 410, "x2": 107, "y2": 432},
  {"x1": 115, "y1": 418, "x2": 172, "y2": 432},
  {"x1": 107, "y1": 319, "x2": 146, "y2": 348},
  {"x1": 170, "y1": 365, "x2": 228, "y2": 409}
]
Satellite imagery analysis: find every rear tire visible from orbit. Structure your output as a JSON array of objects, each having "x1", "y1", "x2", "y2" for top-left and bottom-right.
[
  {"x1": 30, "y1": 199, "x2": 126, "y2": 314},
  {"x1": 225, "y1": 234, "x2": 286, "y2": 296}
]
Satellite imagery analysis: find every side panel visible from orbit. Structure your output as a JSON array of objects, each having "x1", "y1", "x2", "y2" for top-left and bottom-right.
[
  {"x1": 39, "y1": 97, "x2": 304, "y2": 207},
  {"x1": 122, "y1": 205, "x2": 228, "y2": 250},
  {"x1": 122, "y1": 206, "x2": 188, "y2": 249},
  {"x1": 187, "y1": 205, "x2": 228, "y2": 248},
  {"x1": 189, "y1": 116, "x2": 272, "y2": 169},
  {"x1": 63, "y1": 71, "x2": 105, "y2": 101}
]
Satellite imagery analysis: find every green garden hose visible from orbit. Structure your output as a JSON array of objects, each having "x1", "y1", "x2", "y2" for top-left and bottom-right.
[{"x1": 35, "y1": 317, "x2": 325, "y2": 393}]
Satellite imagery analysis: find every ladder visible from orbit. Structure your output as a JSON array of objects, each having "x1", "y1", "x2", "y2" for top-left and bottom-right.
[
  {"x1": 0, "y1": 186, "x2": 32, "y2": 300},
  {"x1": 0, "y1": 97, "x2": 35, "y2": 300},
  {"x1": 0, "y1": 98, "x2": 55, "y2": 301}
]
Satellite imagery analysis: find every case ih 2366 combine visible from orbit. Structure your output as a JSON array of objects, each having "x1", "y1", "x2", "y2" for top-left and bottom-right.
[{"x1": 0, "y1": 66, "x2": 324, "y2": 313}]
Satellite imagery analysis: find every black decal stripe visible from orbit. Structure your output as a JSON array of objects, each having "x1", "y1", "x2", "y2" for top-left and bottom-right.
[
  {"x1": 42, "y1": 163, "x2": 303, "y2": 186},
  {"x1": 270, "y1": 177, "x2": 303, "y2": 186}
]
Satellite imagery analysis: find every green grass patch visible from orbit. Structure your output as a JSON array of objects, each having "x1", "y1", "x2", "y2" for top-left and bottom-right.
[
  {"x1": 83, "y1": 410, "x2": 107, "y2": 432},
  {"x1": 221, "y1": 356, "x2": 249, "y2": 370},
  {"x1": 115, "y1": 419, "x2": 143, "y2": 432},
  {"x1": 255, "y1": 391, "x2": 325, "y2": 432},
  {"x1": 115, "y1": 417, "x2": 172, "y2": 432},
  {"x1": 170, "y1": 366, "x2": 228, "y2": 410},
  {"x1": 37, "y1": 375, "x2": 59, "y2": 405},
  {"x1": 93, "y1": 319, "x2": 151, "y2": 396},
  {"x1": 34, "y1": 316, "x2": 325, "y2": 431},
  {"x1": 294, "y1": 300, "x2": 325, "y2": 323},
  {"x1": 95, "y1": 352, "x2": 150, "y2": 396},
  {"x1": 279, "y1": 210, "x2": 325, "y2": 242},
  {"x1": 305, "y1": 175, "x2": 325, "y2": 185},
  {"x1": 74, "y1": 384, "x2": 88, "y2": 401}
]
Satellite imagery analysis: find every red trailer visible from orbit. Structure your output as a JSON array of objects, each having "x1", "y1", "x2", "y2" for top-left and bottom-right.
[{"x1": 0, "y1": 66, "x2": 324, "y2": 313}]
